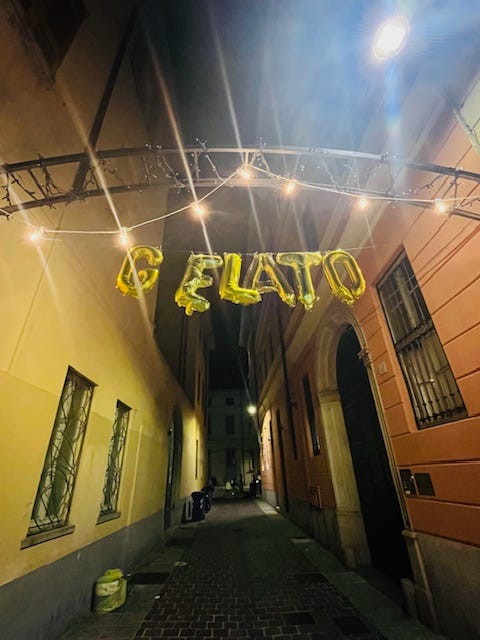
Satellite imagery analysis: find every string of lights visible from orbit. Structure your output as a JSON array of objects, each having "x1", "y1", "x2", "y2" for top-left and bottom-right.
[{"x1": 2, "y1": 144, "x2": 479, "y2": 245}]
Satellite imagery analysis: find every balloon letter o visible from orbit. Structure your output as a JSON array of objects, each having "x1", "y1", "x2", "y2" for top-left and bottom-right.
[{"x1": 322, "y1": 250, "x2": 366, "y2": 306}]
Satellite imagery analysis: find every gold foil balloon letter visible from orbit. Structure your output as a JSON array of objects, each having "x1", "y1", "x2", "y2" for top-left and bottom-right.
[
  {"x1": 219, "y1": 253, "x2": 261, "y2": 306},
  {"x1": 175, "y1": 253, "x2": 223, "y2": 315},
  {"x1": 322, "y1": 250, "x2": 366, "y2": 306},
  {"x1": 116, "y1": 245, "x2": 164, "y2": 298},
  {"x1": 243, "y1": 253, "x2": 296, "y2": 307},
  {"x1": 276, "y1": 252, "x2": 323, "y2": 311}
]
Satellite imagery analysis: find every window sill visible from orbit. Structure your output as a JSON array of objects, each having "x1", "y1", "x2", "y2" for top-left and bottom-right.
[
  {"x1": 20, "y1": 525, "x2": 75, "y2": 549},
  {"x1": 97, "y1": 511, "x2": 121, "y2": 525}
]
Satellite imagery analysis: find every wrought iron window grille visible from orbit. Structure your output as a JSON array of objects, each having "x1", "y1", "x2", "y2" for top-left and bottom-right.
[
  {"x1": 378, "y1": 255, "x2": 467, "y2": 429},
  {"x1": 99, "y1": 400, "x2": 130, "y2": 518},
  {"x1": 28, "y1": 367, "x2": 95, "y2": 536}
]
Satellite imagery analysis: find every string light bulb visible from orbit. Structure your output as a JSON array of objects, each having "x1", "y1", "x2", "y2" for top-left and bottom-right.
[
  {"x1": 119, "y1": 227, "x2": 130, "y2": 247},
  {"x1": 191, "y1": 201, "x2": 206, "y2": 217},
  {"x1": 357, "y1": 195, "x2": 369, "y2": 210},
  {"x1": 246, "y1": 404, "x2": 257, "y2": 416},
  {"x1": 434, "y1": 198, "x2": 448, "y2": 214},
  {"x1": 238, "y1": 165, "x2": 252, "y2": 181},
  {"x1": 29, "y1": 227, "x2": 45, "y2": 242},
  {"x1": 283, "y1": 180, "x2": 297, "y2": 195}
]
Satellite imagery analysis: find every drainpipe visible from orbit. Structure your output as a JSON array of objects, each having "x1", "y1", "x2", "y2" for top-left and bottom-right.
[{"x1": 276, "y1": 308, "x2": 298, "y2": 460}]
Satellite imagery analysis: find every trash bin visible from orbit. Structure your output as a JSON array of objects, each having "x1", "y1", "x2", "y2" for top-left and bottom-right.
[
  {"x1": 93, "y1": 568, "x2": 127, "y2": 614},
  {"x1": 249, "y1": 479, "x2": 261, "y2": 498},
  {"x1": 191, "y1": 490, "x2": 206, "y2": 521}
]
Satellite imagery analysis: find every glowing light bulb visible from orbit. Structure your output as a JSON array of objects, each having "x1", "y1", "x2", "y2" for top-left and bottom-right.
[
  {"x1": 434, "y1": 199, "x2": 447, "y2": 214},
  {"x1": 192, "y1": 201, "x2": 205, "y2": 216},
  {"x1": 373, "y1": 16, "x2": 409, "y2": 60},
  {"x1": 247, "y1": 404, "x2": 257, "y2": 416},
  {"x1": 358, "y1": 195, "x2": 369, "y2": 210},
  {"x1": 239, "y1": 165, "x2": 252, "y2": 180},
  {"x1": 119, "y1": 228, "x2": 130, "y2": 247},
  {"x1": 284, "y1": 180, "x2": 296, "y2": 195},
  {"x1": 30, "y1": 227, "x2": 44, "y2": 242}
]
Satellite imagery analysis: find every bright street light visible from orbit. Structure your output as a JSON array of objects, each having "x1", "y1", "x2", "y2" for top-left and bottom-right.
[
  {"x1": 246, "y1": 404, "x2": 257, "y2": 416},
  {"x1": 373, "y1": 16, "x2": 409, "y2": 60}
]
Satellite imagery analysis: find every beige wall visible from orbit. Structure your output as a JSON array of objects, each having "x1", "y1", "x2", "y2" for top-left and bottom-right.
[{"x1": 0, "y1": 1, "x2": 205, "y2": 593}]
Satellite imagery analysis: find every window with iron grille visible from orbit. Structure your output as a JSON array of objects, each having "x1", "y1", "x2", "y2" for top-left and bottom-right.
[
  {"x1": 378, "y1": 254, "x2": 467, "y2": 429},
  {"x1": 303, "y1": 374, "x2": 320, "y2": 455},
  {"x1": 99, "y1": 400, "x2": 130, "y2": 519},
  {"x1": 28, "y1": 367, "x2": 95, "y2": 536}
]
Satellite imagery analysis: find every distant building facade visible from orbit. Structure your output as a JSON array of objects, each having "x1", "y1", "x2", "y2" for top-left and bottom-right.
[{"x1": 207, "y1": 389, "x2": 259, "y2": 490}]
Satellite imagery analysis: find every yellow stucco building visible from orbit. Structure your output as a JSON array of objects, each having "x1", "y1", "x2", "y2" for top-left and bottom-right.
[{"x1": 0, "y1": 3, "x2": 209, "y2": 638}]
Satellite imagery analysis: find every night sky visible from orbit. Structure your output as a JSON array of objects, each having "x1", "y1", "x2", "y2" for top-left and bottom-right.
[
  {"x1": 148, "y1": 0, "x2": 480, "y2": 388},
  {"x1": 153, "y1": 0, "x2": 373, "y2": 389}
]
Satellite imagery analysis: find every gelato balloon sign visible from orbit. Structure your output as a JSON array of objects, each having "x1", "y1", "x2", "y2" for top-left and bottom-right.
[{"x1": 116, "y1": 246, "x2": 366, "y2": 314}]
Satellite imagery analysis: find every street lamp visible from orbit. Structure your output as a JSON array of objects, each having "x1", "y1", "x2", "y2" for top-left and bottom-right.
[
  {"x1": 247, "y1": 404, "x2": 257, "y2": 416},
  {"x1": 373, "y1": 16, "x2": 409, "y2": 60}
]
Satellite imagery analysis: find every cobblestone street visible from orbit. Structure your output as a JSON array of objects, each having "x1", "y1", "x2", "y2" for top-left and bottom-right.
[{"x1": 59, "y1": 499, "x2": 443, "y2": 640}]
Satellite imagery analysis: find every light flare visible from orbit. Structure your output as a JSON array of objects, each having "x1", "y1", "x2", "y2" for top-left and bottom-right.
[
  {"x1": 283, "y1": 180, "x2": 297, "y2": 195},
  {"x1": 358, "y1": 196, "x2": 369, "y2": 210},
  {"x1": 434, "y1": 199, "x2": 448, "y2": 214},
  {"x1": 373, "y1": 16, "x2": 409, "y2": 60},
  {"x1": 30, "y1": 227, "x2": 45, "y2": 242},
  {"x1": 192, "y1": 202, "x2": 206, "y2": 217}
]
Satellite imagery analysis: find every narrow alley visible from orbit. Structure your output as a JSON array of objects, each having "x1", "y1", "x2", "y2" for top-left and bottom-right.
[
  {"x1": 1, "y1": 3, "x2": 479, "y2": 640},
  {"x1": 59, "y1": 498, "x2": 439, "y2": 640}
]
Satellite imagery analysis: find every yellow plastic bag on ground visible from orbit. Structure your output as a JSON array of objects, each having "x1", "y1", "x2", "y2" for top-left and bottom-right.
[{"x1": 93, "y1": 568, "x2": 127, "y2": 614}]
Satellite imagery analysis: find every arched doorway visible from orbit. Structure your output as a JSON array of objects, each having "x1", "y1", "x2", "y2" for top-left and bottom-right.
[
  {"x1": 336, "y1": 325, "x2": 411, "y2": 580},
  {"x1": 164, "y1": 407, "x2": 183, "y2": 530}
]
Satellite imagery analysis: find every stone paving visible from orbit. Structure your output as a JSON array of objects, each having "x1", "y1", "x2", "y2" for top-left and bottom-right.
[{"x1": 58, "y1": 498, "x2": 445, "y2": 640}]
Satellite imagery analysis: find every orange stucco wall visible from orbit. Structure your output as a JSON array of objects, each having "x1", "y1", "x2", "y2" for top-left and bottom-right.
[{"x1": 351, "y1": 122, "x2": 480, "y2": 546}]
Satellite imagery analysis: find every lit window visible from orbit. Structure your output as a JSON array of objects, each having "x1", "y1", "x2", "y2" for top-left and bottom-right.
[
  {"x1": 28, "y1": 367, "x2": 95, "y2": 536},
  {"x1": 99, "y1": 401, "x2": 130, "y2": 519},
  {"x1": 378, "y1": 254, "x2": 467, "y2": 428}
]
